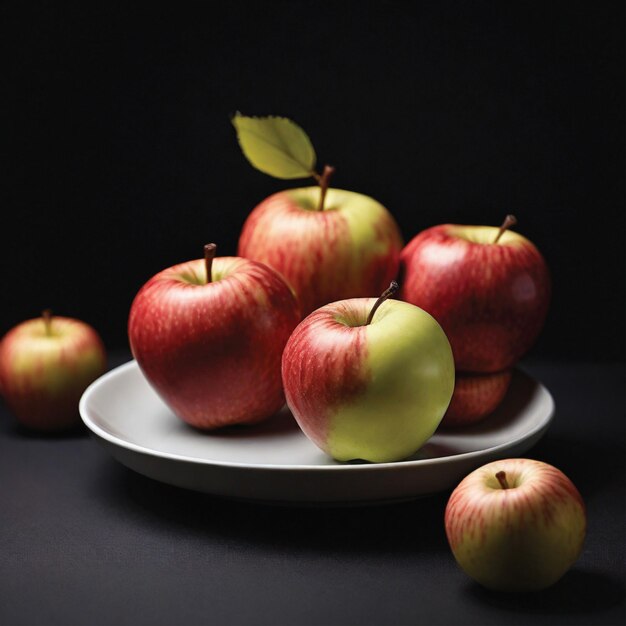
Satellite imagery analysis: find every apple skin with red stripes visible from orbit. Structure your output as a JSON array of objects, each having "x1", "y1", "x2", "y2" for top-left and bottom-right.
[
  {"x1": 440, "y1": 370, "x2": 513, "y2": 428},
  {"x1": 0, "y1": 315, "x2": 106, "y2": 431},
  {"x1": 399, "y1": 224, "x2": 550, "y2": 373},
  {"x1": 445, "y1": 459, "x2": 586, "y2": 592},
  {"x1": 128, "y1": 256, "x2": 300, "y2": 430},
  {"x1": 282, "y1": 297, "x2": 455, "y2": 463},
  {"x1": 238, "y1": 187, "x2": 403, "y2": 318}
]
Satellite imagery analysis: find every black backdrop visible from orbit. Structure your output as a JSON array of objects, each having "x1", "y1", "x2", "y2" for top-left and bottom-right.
[{"x1": 1, "y1": 0, "x2": 624, "y2": 362}]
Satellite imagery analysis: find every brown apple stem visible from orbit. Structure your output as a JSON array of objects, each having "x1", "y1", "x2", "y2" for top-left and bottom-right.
[
  {"x1": 496, "y1": 470, "x2": 510, "y2": 489},
  {"x1": 366, "y1": 281, "x2": 399, "y2": 325},
  {"x1": 316, "y1": 164, "x2": 335, "y2": 212},
  {"x1": 493, "y1": 214, "x2": 518, "y2": 244},
  {"x1": 204, "y1": 243, "x2": 217, "y2": 284},
  {"x1": 42, "y1": 309, "x2": 53, "y2": 336}
]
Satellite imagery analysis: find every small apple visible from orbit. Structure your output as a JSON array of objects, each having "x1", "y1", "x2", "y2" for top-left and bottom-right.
[
  {"x1": 282, "y1": 282, "x2": 455, "y2": 463},
  {"x1": 233, "y1": 114, "x2": 403, "y2": 317},
  {"x1": 440, "y1": 369, "x2": 512, "y2": 428},
  {"x1": 445, "y1": 458, "x2": 586, "y2": 592},
  {"x1": 399, "y1": 216, "x2": 550, "y2": 373},
  {"x1": 128, "y1": 244, "x2": 300, "y2": 429},
  {"x1": 0, "y1": 311, "x2": 107, "y2": 431}
]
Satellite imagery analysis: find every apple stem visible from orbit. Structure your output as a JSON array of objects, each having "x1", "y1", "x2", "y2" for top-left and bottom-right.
[
  {"x1": 493, "y1": 214, "x2": 517, "y2": 244},
  {"x1": 366, "y1": 281, "x2": 399, "y2": 325},
  {"x1": 204, "y1": 243, "x2": 217, "y2": 284},
  {"x1": 42, "y1": 309, "x2": 53, "y2": 336},
  {"x1": 496, "y1": 470, "x2": 510, "y2": 489},
  {"x1": 314, "y1": 164, "x2": 335, "y2": 211}
]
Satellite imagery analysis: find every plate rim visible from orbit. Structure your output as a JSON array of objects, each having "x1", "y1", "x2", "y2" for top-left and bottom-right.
[{"x1": 79, "y1": 360, "x2": 555, "y2": 472}]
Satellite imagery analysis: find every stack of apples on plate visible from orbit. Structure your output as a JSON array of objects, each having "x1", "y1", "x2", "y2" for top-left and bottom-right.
[
  {"x1": 400, "y1": 215, "x2": 551, "y2": 428},
  {"x1": 128, "y1": 114, "x2": 549, "y2": 462},
  {"x1": 0, "y1": 115, "x2": 550, "y2": 459},
  {"x1": 128, "y1": 114, "x2": 456, "y2": 463}
]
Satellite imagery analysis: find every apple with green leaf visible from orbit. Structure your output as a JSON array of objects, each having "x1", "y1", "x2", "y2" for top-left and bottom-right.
[
  {"x1": 399, "y1": 216, "x2": 550, "y2": 373},
  {"x1": 445, "y1": 458, "x2": 586, "y2": 592},
  {"x1": 282, "y1": 282, "x2": 455, "y2": 462},
  {"x1": 0, "y1": 311, "x2": 107, "y2": 431},
  {"x1": 233, "y1": 114, "x2": 404, "y2": 317},
  {"x1": 128, "y1": 244, "x2": 300, "y2": 429}
]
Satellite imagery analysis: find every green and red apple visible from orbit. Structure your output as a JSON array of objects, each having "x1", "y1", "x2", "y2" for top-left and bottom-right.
[
  {"x1": 233, "y1": 114, "x2": 403, "y2": 317},
  {"x1": 128, "y1": 244, "x2": 300, "y2": 429},
  {"x1": 282, "y1": 283, "x2": 455, "y2": 462},
  {"x1": 0, "y1": 311, "x2": 107, "y2": 431},
  {"x1": 445, "y1": 458, "x2": 586, "y2": 592}
]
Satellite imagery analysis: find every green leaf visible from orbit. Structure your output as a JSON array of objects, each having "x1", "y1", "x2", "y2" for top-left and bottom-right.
[{"x1": 232, "y1": 113, "x2": 317, "y2": 180}]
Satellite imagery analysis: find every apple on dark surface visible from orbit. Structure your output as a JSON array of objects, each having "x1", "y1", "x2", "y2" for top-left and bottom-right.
[
  {"x1": 282, "y1": 282, "x2": 455, "y2": 463},
  {"x1": 0, "y1": 310, "x2": 107, "y2": 431},
  {"x1": 128, "y1": 244, "x2": 300, "y2": 429},
  {"x1": 233, "y1": 114, "x2": 404, "y2": 317},
  {"x1": 399, "y1": 216, "x2": 550, "y2": 373},
  {"x1": 445, "y1": 458, "x2": 586, "y2": 592},
  {"x1": 440, "y1": 369, "x2": 512, "y2": 428}
]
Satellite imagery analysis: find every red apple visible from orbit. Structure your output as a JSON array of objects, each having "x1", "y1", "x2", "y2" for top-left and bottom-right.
[
  {"x1": 399, "y1": 216, "x2": 550, "y2": 372},
  {"x1": 282, "y1": 283, "x2": 455, "y2": 462},
  {"x1": 128, "y1": 245, "x2": 300, "y2": 429},
  {"x1": 231, "y1": 114, "x2": 403, "y2": 318},
  {"x1": 0, "y1": 311, "x2": 107, "y2": 431},
  {"x1": 238, "y1": 185, "x2": 403, "y2": 317},
  {"x1": 440, "y1": 370, "x2": 512, "y2": 428},
  {"x1": 445, "y1": 458, "x2": 586, "y2": 592}
]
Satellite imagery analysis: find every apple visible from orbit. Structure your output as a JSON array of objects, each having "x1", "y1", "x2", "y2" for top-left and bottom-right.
[
  {"x1": 445, "y1": 458, "x2": 586, "y2": 592},
  {"x1": 128, "y1": 244, "x2": 300, "y2": 429},
  {"x1": 232, "y1": 114, "x2": 404, "y2": 318},
  {"x1": 282, "y1": 282, "x2": 455, "y2": 463},
  {"x1": 0, "y1": 310, "x2": 107, "y2": 431},
  {"x1": 238, "y1": 177, "x2": 403, "y2": 318},
  {"x1": 399, "y1": 216, "x2": 550, "y2": 373},
  {"x1": 440, "y1": 369, "x2": 512, "y2": 428}
]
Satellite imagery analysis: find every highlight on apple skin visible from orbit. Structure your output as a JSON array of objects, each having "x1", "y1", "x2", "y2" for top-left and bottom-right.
[
  {"x1": 0, "y1": 312, "x2": 107, "y2": 431},
  {"x1": 281, "y1": 289, "x2": 455, "y2": 463},
  {"x1": 128, "y1": 247, "x2": 300, "y2": 430},
  {"x1": 440, "y1": 370, "x2": 513, "y2": 428},
  {"x1": 238, "y1": 187, "x2": 403, "y2": 317},
  {"x1": 399, "y1": 221, "x2": 551, "y2": 373},
  {"x1": 445, "y1": 458, "x2": 586, "y2": 592}
]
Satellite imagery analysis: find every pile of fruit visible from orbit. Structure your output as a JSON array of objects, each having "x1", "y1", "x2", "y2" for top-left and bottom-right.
[
  {"x1": 125, "y1": 114, "x2": 552, "y2": 457},
  {"x1": 0, "y1": 114, "x2": 585, "y2": 593}
]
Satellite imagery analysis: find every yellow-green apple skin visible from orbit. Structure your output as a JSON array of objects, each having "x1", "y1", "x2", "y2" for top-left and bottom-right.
[
  {"x1": 238, "y1": 187, "x2": 403, "y2": 317},
  {"x1": 0, "y1": 316, "x2": 107, "y2": 431},
  {"x1": 281, "y1": 298, "x2": 455, "y2": 463},
  {"x1": 400, "y1": 224, "x2": 550, "y2": 373},
  {"x1": 445, "y1": 459, "x2": 586, "y2": 592}
]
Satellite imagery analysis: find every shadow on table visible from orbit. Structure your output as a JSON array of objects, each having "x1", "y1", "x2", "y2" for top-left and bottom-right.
[
  {"x1": 97, "y1": 459, "x2": 451, "y2": 556},
  {"x1": 5, "y1": 420, "x2": 90, "y2": 440},
  {"x1": 529, "y1": 435, "x2": 625, "y2": 498},
  {"x1": 465, "y1": 569, "x2": 625, "y2": 615}
]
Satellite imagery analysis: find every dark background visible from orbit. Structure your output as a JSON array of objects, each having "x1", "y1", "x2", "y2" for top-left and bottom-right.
[
  {"x1": 1, "y1": 0, "x2": 624, "y2": 362},
  {"x1": 0, "y1": 5, "x2": 624, "y2": 625}
]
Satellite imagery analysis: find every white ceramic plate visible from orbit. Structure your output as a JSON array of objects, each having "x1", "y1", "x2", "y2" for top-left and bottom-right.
[{"x1": 80, "y1": 361, "x2": 554, "y2": 505}]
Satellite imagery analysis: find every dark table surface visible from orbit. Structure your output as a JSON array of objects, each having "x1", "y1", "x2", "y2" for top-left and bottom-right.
[{"x1": 1, "y1": 352, "x2": 624, "y2": 626}]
